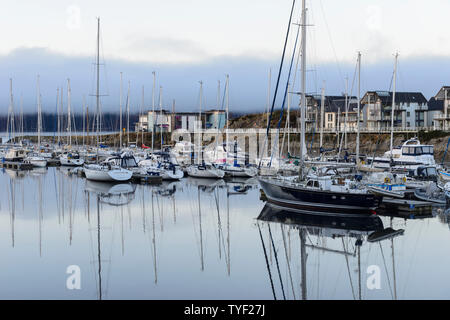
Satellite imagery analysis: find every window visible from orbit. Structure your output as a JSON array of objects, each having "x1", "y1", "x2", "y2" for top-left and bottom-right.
[
  {"x1": 328, "y1": 114, "x2": 333, "y2": 121},
  {"x1": 407, "y1": 112, "x2": 410, "y2": 117}
]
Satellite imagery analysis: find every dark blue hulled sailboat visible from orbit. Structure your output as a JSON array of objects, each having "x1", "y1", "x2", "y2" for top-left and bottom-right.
[
  {"x1": 259, "y1": 175, "x2": 381, "y2": 215},
  {"x1": 258, "y1": 0, "x2": 381, "y2": 216}
]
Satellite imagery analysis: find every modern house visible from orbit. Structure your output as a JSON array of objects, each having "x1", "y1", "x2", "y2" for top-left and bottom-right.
[
  {"x1": 361, "y1": 91, "x2": 428, "y2": 131},
  {"x1": 136, "y1": 109, "x2": 226, "y2": 133},
  {"x1": 430, "y1": 86, "x2": 450, "y2": 130},
  {"x1": 304, "y1": 94, "x2": 358, "y2": 132}
]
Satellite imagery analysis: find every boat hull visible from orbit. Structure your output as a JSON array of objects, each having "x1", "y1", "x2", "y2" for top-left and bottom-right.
[
  {"x1": 161, "y1": 168, "x2": 184, "y2": 180},
  {"x1": 258, "y1": 178, "x2": 381, "y2": 215},
  {"x1": 28, "y1": 159, "x2": 47, "y2": 168},
  {"x1": 84, "y1": 166, "x2": 132, "y2": 182},
  {"x1": 223, "y1": 166, "x2": 257, "y2": 178},
  {"x1": 60, "y1": 158, "x2": 85, "y2": 166},
  {"x1": 186, "y1": 165, "x2": 225, "y2": 179}
]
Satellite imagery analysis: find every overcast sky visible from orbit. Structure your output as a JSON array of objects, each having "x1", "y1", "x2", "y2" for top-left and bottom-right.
[{"x1": 1, "y1": 0, "x2": 450, "y2": 113}]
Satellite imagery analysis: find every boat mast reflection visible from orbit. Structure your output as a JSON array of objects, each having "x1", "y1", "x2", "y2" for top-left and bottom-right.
[
  {"x1": 84, "y1": 181, "x2": 137, "y2": 300},
  {"x1": 257, "y1": 204, "x2": 405, "y2": 300}
]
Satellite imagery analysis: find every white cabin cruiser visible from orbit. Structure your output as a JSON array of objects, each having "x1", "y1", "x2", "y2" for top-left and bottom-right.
[
  {"x1": 24, "y1": 152, "x2": 47, "y2": 168},
  {"x1": 367, "y1": 138, "x2": 435, "y2": 170},
  {"x1": 4, "y1": 148, "x2": 28, "y2": 162}
]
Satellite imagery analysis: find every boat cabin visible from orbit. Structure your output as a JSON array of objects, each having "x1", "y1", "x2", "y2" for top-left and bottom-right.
[
  {"x1": 400, "y1": 138, "x2": 434, "y2": 157},
  {"x1": 5, "y1": 148, "x2": 28, "y2": 161},
  {"x1": 407, "y1": 166, "x2": 438, "y2": 181}
]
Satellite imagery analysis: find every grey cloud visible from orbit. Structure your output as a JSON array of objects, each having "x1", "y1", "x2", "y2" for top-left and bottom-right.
[{"x1": 0, "y1": 47, "x2": 449, "y2": 115}]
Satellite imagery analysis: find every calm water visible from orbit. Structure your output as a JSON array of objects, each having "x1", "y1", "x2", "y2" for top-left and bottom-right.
[{"x1": 1, "y1": 167, "x2": 450, "y2": 300}]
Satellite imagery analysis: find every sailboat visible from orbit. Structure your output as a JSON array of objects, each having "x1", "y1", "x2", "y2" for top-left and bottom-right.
[
  {"x1": 59, "y1": 79, "x2": 85, "y2": 166},
  {"x1": 186, "y1": 81, "x2": 225, "y2": 179},
  {"x1": 219, "y1": 75, "x2": 257, "y2": 178},
  {"x1": 258, "y1": 0, "x2": 381, "y2": 215},
  {"x1": 84, "y1": 18, "x2": 132, "y2": 183},
  {"x1": 25, "y1": 75, "x2": 48, "y2": 168}
]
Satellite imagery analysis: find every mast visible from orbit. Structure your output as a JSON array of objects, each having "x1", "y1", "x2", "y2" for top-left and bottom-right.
[
  {"x1": 37, "y1": 75, "x2": 42, "y2": 146},
  {"x1": 67, "y1": 78, "x2": 72, "y2": 146},
  {"x1": 159, "y1": 86, "x2": 163, "y2": 150},
  {"x1": 20, "y1": 94, "x2": 24, "y2": 143},
  {"x1": 390, "y1": 53, "x2": 399, "y2": 162},
  {"x1": 217, "y1": 80, "x2": 221, "y2": 109},
  {"x1": 226, "y1": 75, "x2": 230, "y2": 163},
  {"x1": 60, "y1": 87, "x2": 64, "y2": 146},
  {"x1": 300, "y1": 228, "x2": 307, "y2": 300},
  {"x1": 198, "y1": 81, "x2": 203, "y2": 165},
  {"x1": 172, "y1": 99, "x2": 175, "y2": 134},
  {"x1": 82, "y1": 95, "x2": 86, "y2": 146},
  {"x1": 7, "y1": 79, "x2": 14, "y2": 144},
  {"x1": 96, "y1": 17, "x2": 101, "y2": 161},
  {"x1": 319, "y1": 82, "x2": 325, "y2": 152},
  {"x1": 57, "y1": 88, "x2": 60, "y2": 145},
  {"x1": 344, "y1": 77, "x2": 348, "y2": 150},
  {"x1": 287, "y1": 83, "x2": 290, "y2": 155},
  {"x1": 151, "y1": 71, "x2": 156, "y2": 152},
  {"x1": 266, "y1": 68, "x2": 271, "y2": 127},
  {"x1": 141, "y1": 85, "x2": 144, "y2": 147},
  {"x1": 356, "y1": 52, "x2": 361, "y2": 165},
  {"x1": 120, "y1": 72, "x2": 123, "y2": 149},
  {"x1": 299, "y1": 0, "x2": 307, "y2": 176},
  {"x1": 126, "y1": 81, "x2": 130, "y2": 146}
]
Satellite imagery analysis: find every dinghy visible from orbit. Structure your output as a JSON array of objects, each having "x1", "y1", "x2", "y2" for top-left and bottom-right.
[{"x1": 414, "y1": 183, "x2": 446, "y2": 204}]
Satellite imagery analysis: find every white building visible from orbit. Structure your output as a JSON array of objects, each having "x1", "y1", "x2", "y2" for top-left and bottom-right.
[{"x1": 431, "y1": 86, "x2": 450, "y2": 130}]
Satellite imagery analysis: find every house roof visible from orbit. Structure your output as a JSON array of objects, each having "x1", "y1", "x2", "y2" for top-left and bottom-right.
[
  {"x1": 427, "y1": 97, "x2": 444, "y2": 111},
  {"x1": 361, "y1": 91, "x2": 427, "y2": 105},
  {"x1": 306, "y1": 95, "x2": 357, "y2": 113},
  {"x1": 434, "y1": 86, "x2": 450, "y2": 100}
]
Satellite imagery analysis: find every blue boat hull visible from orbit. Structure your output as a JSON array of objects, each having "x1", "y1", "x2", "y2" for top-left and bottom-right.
[{"x1": 258, "y1": 178, "x2": 381, "y2": 215}]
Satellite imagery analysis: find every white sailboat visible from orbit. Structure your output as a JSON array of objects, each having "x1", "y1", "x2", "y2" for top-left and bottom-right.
[
  {"x1": 59, "y1": 79, "x2": 85, "y2": 166},
  {"x1": 186, "y1": 81, "x2": 225, "y2": 179},
  {"x1": 84, "y1": 17, "x2": 132, "y2": 183}
]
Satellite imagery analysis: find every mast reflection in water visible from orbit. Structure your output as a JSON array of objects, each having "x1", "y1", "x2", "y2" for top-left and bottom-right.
[
  {"x1": 1, "y1": 167, "x2": 450, "y2": 299},
  {"x1": 257, "y1": 204, "x2": 407, "y2": 300}
]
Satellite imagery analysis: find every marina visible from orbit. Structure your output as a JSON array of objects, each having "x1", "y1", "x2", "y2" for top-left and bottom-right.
[{"x1": 3, "y1": 0, "x2": 450, "y2": 304}]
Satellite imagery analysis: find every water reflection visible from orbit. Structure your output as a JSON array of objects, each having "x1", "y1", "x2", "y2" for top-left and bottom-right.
[
  {"x1": 85, "y1": 181, "x2": 136, "y2": 206},
  {"x1": 2, "y1": 167, "x2": 450, "y2": 299},
  {"x1": 257, "y1": 204, "x2": 406, "y2": 300}
]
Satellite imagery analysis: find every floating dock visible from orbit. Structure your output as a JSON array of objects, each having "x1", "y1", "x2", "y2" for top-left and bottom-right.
[
  {"x1": 1, "y1": 161, "x2": 34, "y2": 170},
  {"x1": 131, "y1": 173, "x2": 163, "y2": 185},
  {"x1": 47, "y1": 159, "x2": 61, "y2": 167},
  {"x1": 378, "y1": 198, "x2": 435, "y2": 216}
]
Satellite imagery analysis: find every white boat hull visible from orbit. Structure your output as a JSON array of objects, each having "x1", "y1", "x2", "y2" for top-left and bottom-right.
[
  {"x1": 223, "y1": 166, "x2": 258, "y2": 177},
  {"x1": 25, "y1": 158, "x2": 47, "y2": 168},
  {"x1": 186, "y1": 165, "x2": 225, "y2": 179},
  {"x1": 84, "y1": 165, "x2": 132, "y2": 182},
  {"x1": 161, "y1": 168, "x2": 184, "y2": 180},
  {"x1": 60, "y1": 157, "x2": 85, "y2": 166}
]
